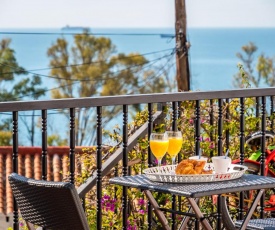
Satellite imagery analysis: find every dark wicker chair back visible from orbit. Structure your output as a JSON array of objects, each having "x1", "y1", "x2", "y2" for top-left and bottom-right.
[{"x1": 8, "y1": 173, "x2": 90, "y2": 230}]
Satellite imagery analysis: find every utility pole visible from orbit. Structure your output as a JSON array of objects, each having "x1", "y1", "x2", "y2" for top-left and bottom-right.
[{"x1": 175, "y1": 0, "x2": 190, "y2": 91}]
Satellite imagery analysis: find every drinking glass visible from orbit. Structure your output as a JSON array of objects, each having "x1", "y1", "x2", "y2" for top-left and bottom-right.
[
  {"x1": 166, "y1": 131, "x2": 183, "y2": 165},
  {"x1": 149, "y1": 133, "x2": 169, "y2": 172}
]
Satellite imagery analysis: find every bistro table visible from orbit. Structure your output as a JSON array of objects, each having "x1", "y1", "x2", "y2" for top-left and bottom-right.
[{"x1": 109, "y1": 174, "x2": 275, "y2": 230}]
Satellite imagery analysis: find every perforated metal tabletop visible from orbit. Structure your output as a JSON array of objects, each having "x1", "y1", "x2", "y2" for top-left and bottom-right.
[{"x1": 109, "y1": 174, "x2": 275, "y2": 198}]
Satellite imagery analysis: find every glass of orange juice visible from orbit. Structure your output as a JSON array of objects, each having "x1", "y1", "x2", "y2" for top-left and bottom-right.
[
  {"x1": 166, "y1": 131, "x2": 183, "y2": 165},
  {"x1": 149, "y1": 133, "x2": 169, "y2": 172}
]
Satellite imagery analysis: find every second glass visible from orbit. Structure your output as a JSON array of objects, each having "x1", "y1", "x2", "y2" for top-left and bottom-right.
[{"x1": 166, "y1": 131, "x2": 183, "y2": 165}]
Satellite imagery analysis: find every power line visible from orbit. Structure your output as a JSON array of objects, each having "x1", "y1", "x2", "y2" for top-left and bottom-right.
[
  {"x1": 1, "y1": 64, "x2": 174, "y2": 114},
  {"x1": 0, "y1": 48, "x2": 175, "y2": 75},
  {"x1": 0, "y1": 56, "x2": 176, "y2": 115},
  {"x1": 0, "y1": 50, "x2": 175, "y2": 82},
  {"x1": 0, "y1": 31, "x2": 175, "y2": 37},
  {"x1": 10, "y1": 51, "x2": 175, "y2": 100},
  {"x1": 128, "y1": 53, "x2": 176, "y2": 94}
]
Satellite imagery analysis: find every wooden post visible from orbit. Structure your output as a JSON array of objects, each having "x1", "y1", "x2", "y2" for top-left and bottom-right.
[{"x1": 175, "y1": 0, "x2": 190, "y2": 91}]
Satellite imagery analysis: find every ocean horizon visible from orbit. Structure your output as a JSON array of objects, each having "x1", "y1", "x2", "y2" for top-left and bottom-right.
[{"x1": 1, "y1": 27, "x2": 275, "y2": 95}]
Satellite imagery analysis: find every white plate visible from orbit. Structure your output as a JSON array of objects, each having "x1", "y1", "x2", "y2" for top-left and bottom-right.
[{"x1": 143, "y1": 163, "x2": 248, "y2": 183}]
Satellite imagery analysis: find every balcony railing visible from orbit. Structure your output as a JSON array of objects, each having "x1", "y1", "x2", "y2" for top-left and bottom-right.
[{"x1": 1, "y1": 87, "x2": 275, "y2": 229}]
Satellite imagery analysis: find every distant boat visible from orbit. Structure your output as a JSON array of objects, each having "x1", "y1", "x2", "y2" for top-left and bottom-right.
[{"x1": 61, "y1": 25, "x2": 89, "y2": 30}]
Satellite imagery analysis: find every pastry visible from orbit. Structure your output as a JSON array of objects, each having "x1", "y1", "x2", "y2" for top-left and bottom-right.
[{"x1": 175, "y1": 159, "x2": 208, "y2": 175}]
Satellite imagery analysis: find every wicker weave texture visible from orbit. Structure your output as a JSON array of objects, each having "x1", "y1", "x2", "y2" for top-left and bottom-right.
[
  {"x1": 235, "y1": 218, "x2": 275, "y2": 230},
  {"x1": 8, "y1": 173, "x2": 89, "y2": 230}
]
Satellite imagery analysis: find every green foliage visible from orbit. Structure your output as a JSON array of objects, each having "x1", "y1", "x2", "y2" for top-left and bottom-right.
[
  {"x1": 71, "y1": 90, "x2": 270, "y2": 229},
  {"x1": 0, "y1": 130, "x2": 12, "y2": 145},
  {"x1": 47, "y1": 134, "x2": 68, "y2": 146},
  {"x1": 237, "y1": 63, "x2": 251, "y2": 88},
  {"x1": 47, "y1": 29, "x2": 169, "y2": 145},
  {"x1": 0, "y1": 118, "x2": 12, "y2": 145},
  {"x1": 0, "y1": 38, "x2": 46, "y2": 146},
  {"x1": 13, "y1": 75, "x2": 46, "y2": 100},
  {"x1": 0, "y1": 39, "x2": 25, "y2": 82},
  {"x1": 233, "y1": 42, "x2": 275, "y2": 88}
]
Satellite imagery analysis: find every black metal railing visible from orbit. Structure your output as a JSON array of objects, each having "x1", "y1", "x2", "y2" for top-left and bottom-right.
[{"x1": 1, "y1": 87, "x2": 275, "y2": 229}]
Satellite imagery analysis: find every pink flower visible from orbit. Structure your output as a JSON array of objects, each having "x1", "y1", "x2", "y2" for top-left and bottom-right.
[
  {"x1": 103, "y1": 194, "x2": 110, "y2": 200},
  {"x1": 101, "y1": 195, "x2": 117, "y2": 212},
  {"x1": 139, "y1": 209, "x2": 145, "y2": 215},
  {"x1": 138, "y1": 198, "x2": 145, "y2": 206}
]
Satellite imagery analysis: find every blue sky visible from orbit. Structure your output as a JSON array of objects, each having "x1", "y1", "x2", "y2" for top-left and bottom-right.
[{"x1": 1, "y1": 0, "x2": 275, "y2": 28}]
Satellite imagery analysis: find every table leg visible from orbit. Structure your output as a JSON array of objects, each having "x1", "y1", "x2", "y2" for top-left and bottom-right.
[
  {"x1": 178, "y1": 198, "x2": 199, "y2": 230},
  {"x1": 187, "y1": 198, "x2": 213, "y2": 230},
  {"x1": 143, "y1": 190, "x2": 171, "y2": 230},
  {"x1": 239, "y1": 189, "x2": 264, "y2": 230}
]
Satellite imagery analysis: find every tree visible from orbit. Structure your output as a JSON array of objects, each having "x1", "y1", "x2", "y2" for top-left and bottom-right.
[
  {"x1": 0, "y1": 38, "x2": 46, "y2": 146},
  {"x1": 233, "y1": 42, "x2": 275, "y2": 88},
  {"x1": 48, "y1": 30, "x2": 168, "y2": 145},
  {"x1": 0, "y1": 38, "x2": 25, "y2": 145},
  {"x1": 0, "y1": 38, "x2": 25, "y2": 101},
  {"x1": 47, "y1": 30, "x2": 168, "y2": 145}
]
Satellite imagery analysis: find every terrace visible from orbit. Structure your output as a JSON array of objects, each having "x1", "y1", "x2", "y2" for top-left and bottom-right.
[{"x1": 1, "y1": 87, "x2": 275, "y2": 229}]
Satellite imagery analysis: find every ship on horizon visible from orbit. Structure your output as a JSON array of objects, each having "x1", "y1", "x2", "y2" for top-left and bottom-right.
[{"x1": 61, "y1": 25, "x2": 89, "y2": 30}]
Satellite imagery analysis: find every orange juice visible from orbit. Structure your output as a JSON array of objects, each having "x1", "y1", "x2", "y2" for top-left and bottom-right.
[
  {"x1": 150, "y1": 140, "x2": 169, "y2": 159},
  {"x1": 167, "y1": 137, "x2": 183, "y2": 158}
]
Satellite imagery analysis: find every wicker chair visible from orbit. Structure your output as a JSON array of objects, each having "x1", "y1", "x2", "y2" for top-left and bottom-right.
[{"x1": 8, "y1": 173, "x2": 90, "y2": 230}]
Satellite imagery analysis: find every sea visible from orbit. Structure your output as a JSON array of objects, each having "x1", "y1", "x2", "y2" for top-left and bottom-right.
[
  {"x1": 1, "y1": 27, "x2": 275, "y2": 145},
  {"x1": 1, "y1": 27, "x2": 275, "y2": 93}
]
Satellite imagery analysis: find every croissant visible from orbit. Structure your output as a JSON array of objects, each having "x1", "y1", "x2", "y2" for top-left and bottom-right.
[{"x1": 175, "y1": 159, "x2": 207, "y2": 175}]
